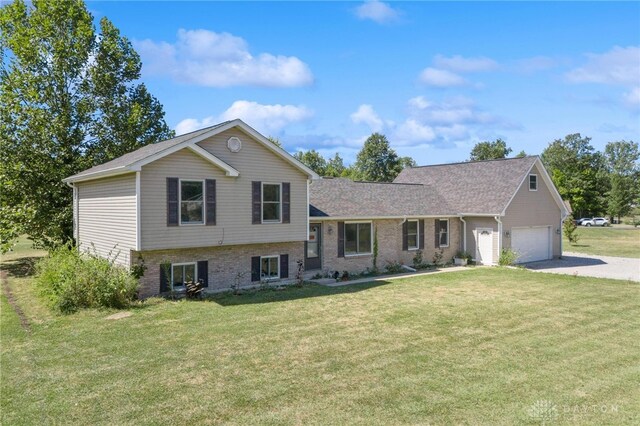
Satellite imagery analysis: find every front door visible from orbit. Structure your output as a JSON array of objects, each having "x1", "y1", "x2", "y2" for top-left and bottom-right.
[
  {"x1": 305, "y1": 223, "x2": 322, "y2": 271},
  {"x1": 476, "y1": 228, "x2": 494, "y2": 265}
]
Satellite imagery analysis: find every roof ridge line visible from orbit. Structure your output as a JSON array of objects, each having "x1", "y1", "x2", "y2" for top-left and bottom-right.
[{"x1": 409, "y1": 155, "x2": 538, "y2": 169}]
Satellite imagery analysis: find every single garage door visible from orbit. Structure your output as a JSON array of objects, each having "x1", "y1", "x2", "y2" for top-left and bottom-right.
[{"x1": 511, "y1": 227, "x2": 551, "y2": 263}]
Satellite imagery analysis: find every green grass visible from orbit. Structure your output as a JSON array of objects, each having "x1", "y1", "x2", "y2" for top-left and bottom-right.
[
  {"x1": 564, "y1": 226, "x2": 640, "y2": 258},
  {"x1": 2, "y1": 252, "x2": 639, "y2": 425}
]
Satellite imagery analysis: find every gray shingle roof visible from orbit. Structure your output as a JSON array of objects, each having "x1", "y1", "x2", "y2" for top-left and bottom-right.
[
  {"x1": 309, "y1": 178, "x2": 456, "y2": 218},
  {"x1": 394, "y1": 156, "x2": 538, "y2": 214},
  {"x1": 66, "y1": 122, "x2": 231, "y2": 180}
]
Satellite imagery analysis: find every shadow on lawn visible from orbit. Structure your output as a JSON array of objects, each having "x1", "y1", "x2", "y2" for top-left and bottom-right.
[
  {"x1": 0, "y1": 257, "x2": 40, "y2": 279},
  {"x1": 207, "y1": 280, "x2": 393, "y2": 306}
]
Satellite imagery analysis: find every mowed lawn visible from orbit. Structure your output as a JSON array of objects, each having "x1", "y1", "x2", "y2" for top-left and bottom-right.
[
  {"x1": 2, "y1": 255, "x2": 640, "y2": 424},
  {"x1": 563, "y1": 226, "x2": 640, "y2": 258}
]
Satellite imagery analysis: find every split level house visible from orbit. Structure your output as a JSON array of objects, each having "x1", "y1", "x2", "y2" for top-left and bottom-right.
[{"x1": 64, "y1": 119, "x2": 570, "y2": 297}]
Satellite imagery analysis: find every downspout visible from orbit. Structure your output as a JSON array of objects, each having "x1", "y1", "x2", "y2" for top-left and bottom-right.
[
  {"x1": 459, "y1": 216, "x2": 467, "y2": 253},
  {"x1": 494, "y1": 216, "x2": 503, "y2": 264}
]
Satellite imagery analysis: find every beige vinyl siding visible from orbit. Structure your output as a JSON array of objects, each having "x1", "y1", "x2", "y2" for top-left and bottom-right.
[
  {"x1": 77, "y1": 173, "x2": 137, "y2": 266},
  {"x1": 464, "y1": 217, "x2": 499, "y2": 263},
  {"x1": 502, "y1": 164, "x2": 562, "y2": 257},
  {"x1": 140, "y1": 130, "x2": 308, "y2": 250}
]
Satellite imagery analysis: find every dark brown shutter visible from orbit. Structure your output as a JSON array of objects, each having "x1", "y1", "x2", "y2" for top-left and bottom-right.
[
  {"x1": 282, "y1": 182, "x2": 290, "y2": 223},
  {"x1": 251, "y1": 256, "x2": 261, "y2": 282},
  {"x1": 419, "y1": 219, "x2": 425, "y2": 250},
  {"x1": 166, "y1": 178, "x2": 179, "y2": 226},
  {"x1": 252, "y1": 181, "x2": 262, "y2": 224},
  {"x1": 197, "y1": 261, "x2": 208, "y2": 287},
  {"x1": 205, "y1": 179, "x2": 216, "y2": 226},
  {"x1": 160, "y1": 265, "x2": 169, "y2": 292},
  {"x1": 280, "y1": 254, "x2": 289, "y2": 278},
  {"x1": 402, "y1": 221, "x2": 408, "y2": 251},
  {"x1": 337, "y1": 221, "x2": 345, "y2": 258},
  {"x1": 434, "y1": 219, "x2": 440, "y2": 248}
]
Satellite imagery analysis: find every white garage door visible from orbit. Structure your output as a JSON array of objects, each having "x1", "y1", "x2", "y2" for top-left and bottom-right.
[{"x1": 511, "y1": 227, "x2": 551, "y2": 263}]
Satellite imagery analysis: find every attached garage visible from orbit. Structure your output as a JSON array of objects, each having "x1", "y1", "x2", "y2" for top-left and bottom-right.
[{"x1": 511, "y1": 226, "x2": 552, "y2": 263}]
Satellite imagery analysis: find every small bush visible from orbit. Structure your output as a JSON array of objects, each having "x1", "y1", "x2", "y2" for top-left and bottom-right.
[
  {"x1": 36, "y1": 245, "x2": 138, "y2": 314},
  {"x1": 432, "y1": 249, "x2": 444, "y2": 266},
  {"x1": 385, "y1": 260, "x2": 403, "y2": 274},
  {"x1": 498, "y1": 248, "x2": 519, "y2": 266},
  {"x1": 563, "y1": 215, "x2": 579, "y2": 244},
  {"x1": 412, "y1": 250, "x2": 424, "y2": 269}
]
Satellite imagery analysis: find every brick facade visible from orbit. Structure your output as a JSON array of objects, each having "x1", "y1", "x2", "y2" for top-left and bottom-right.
[
  {"x1": 315, "y1": 218, "x2": 461, "y2": 275},
  {"x1": 133, "y1": 241, "x2": 304, "y2": 298}
]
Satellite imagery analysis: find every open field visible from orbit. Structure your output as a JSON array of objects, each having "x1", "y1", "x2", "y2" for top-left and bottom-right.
[
  {"x1": 2, "y1": 243, "x2": 639, "y2": 425},
  {"x1": 564, "y1": 226, "x2": 640, "y2": 258}
]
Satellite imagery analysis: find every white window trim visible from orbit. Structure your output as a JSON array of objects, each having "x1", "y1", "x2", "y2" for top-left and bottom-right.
[
  {"x1": 260, "y1": 255, "x2": 280, "y2": 280},
  {"x1": 171, "y1": 262, "x2": 197, "y2": 288},
  {"x1": 438, "y1": 218, "x2": 450, "y2": 248},
  {"x1": 344, "y1": 220, "x2": 373, "y2": 257},
  {"x1": 407, "y1": 219, "x2": 419, "y2": 251},
  {"x1": 529, "y1": 174, "x2": 538, "y2": 191},
  {"x1": 179, "y1": 179, "x2": 205, "y2": 226},
  {"x1": 261, "y1": 182, "x2": 283, "y2": 224}
]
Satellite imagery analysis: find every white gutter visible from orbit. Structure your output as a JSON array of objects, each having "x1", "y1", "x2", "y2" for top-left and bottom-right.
[
  {"x1": 494, "y1": 216, "x2": 503, "y2": 258},
  {"x1": 459, "y1": 216, "x2": 467, "y2": 252}
]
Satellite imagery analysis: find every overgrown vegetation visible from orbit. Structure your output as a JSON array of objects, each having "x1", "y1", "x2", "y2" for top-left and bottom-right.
[
  {"x1": 563, "y1": 215, "x2": 580, "y2": 244},
  {"x1": 35, "y1": 245, "x2": 138, "y2": 313},
  {"x1": 498, "y1": 248, "x2": 519, "y2": 266}
]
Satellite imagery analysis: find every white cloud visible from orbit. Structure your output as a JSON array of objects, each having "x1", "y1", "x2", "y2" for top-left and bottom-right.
[
  {"x1": 433, "y1": 54, "x2": 499, "y2": 72},
  {"x1": 419, "y1": 67, "x2": 467, "y2": 87},
  {"x1": 135, "y1": 29, "x2": 313, "y2": 87},
  {"x1": 408, "y1": 96, "x2": 430, "y2": 109},
  {"x1": 394, "y1": 119, "x2": 436, "y2": 145},
  {"x1": 175, "y1": 101, "x2": 313, "y2": 136},
  {"x1": 350, "y1": 104, "x2": 384, "y2": 132},
  {"x1": 623, "y1": 86, "x2": 640, "y2": 108},
  {"x1": 566, "y1": 45, "x2": 640, "y2": 86},
  {"x1": 355, "y1": 0, "x2": 400, "y2": 24}
]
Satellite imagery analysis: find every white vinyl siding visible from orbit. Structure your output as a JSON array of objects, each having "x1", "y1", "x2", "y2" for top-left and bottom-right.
[
  {"x1": 77, "y1": 173, "x2": 137, "y2": 266},
  {"x1": 140, "y1": 129, "x2": 308, "y2": 250}
]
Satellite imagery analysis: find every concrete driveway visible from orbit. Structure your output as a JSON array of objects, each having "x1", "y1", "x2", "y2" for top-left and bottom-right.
[{"x1": 524, "y1": 251, "x2": 640, "y2": 282}]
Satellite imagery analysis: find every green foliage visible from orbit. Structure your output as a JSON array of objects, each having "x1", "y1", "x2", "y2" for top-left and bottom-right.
[
  {"x1": 35, "y1": 245, "x2": 138, "y2": 313},
  {"x1": 267, "y1": 136, "x2": 282, "y2": 148},
  {"x1": 354, "y1": 133, "x2": 403, "y2": 182},
  {"x1": 432, "y1": 249, "x2": 444, "y2": 266},
  {"x1": 326, "y1": 153, "x2": 346, "y2": 177},
  {"x1": 469, "y1": 139, "x2": 513, "y2": 161},
  {"x1": 384, "y1": 260, "x2": 403, "y2": 274},
  {"x1": 541, "y1": 134, "x2": 607, "y2": 217},
  {"x1": 604, "y1": 140, "x2": 639, "y2": 220},
  {"x1": 563, "y1": 215, "x2": 579, "y2": 244},
  {"x1": 0, "y1": 0, "x2": 173, "y2": 251},
  {"x1": 498, "y1": 248, "x2": 519, "y2": 266},
  {"x1": 294, "y1": 149, "x2": 328, "y2": 176},
  {"x1": 412, "y1": 249, "x2": 424, "y2": 269},
  {"x1": 455, "y1": 250, "x2": 472, "y2": 261}
]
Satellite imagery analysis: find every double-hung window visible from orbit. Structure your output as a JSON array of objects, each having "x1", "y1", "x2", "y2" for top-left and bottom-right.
[
  {"x1": 438, "y1": 219, "x2": 449, "y2": 247},
  {"x1": 407, "y1": 220, "x2": 419, "y2": 250},
  {"x1": 344, "y1": 222, "x2": 372, "y2": 255},
  {"x1": 262, "y1": 183, "x2": 281, "y2": 222},
  {"x1": 172, "y1": 263, "x2": 196, "y2": 288},
  {"x1": 529, "y1": 174, "x2": 538, "y2": 191},
  {"x1": 261, "y1": 255, "x2": 280, "y2": 280},
  {"x1": 180, "y1": 180, "x2": 204, "y2": 224}
]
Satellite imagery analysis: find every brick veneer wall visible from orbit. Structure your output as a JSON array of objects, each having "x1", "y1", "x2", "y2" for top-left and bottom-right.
[
  {"x1": 317, "y1": 218, "x2": 461, "y2": 275},
  {"x1": 133, "y1": 241, "x2": 304, "y2": 298}
]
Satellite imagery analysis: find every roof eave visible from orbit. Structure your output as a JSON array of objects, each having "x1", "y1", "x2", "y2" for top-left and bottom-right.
[{"x1": 62, "y1": 166, "x2": 133, "y2": 184}]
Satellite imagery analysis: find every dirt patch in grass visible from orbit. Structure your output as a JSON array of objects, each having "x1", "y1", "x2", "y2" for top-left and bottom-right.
[{"x1": 1, "y1": 270, "x2": 30, "y2": 332}]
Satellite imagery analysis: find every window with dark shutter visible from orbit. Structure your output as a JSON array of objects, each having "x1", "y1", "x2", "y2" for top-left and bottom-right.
[
  {"x1": 205, "y1": 180, "x2": 216, "y2": 226},
  {"x1": 282, "y1": 182, "x2": 290, "y2": 223},
  {"x1": 197, "y1": 260, "x2": 208, "y2": 287},
  {"x1": 419, "y1": 219, "x2": 425, "y2": 250},
  {"x1": 252, "y1": 182, "x2": 262, "y2": 224},
  {"x1": 251, "y1": 256, "x2": 261, "y2": 281},
  {"x1": 166, "y1": 178, "x2": 179, "y2": 226},
  {"x1": 280, "y1": 254, "x2": 289, "y2": 278},
  {"x1": 434, "y1": 219, "x2": 440, "y2": 248},
  {"x1": 402, "y1": 221, "x2": 408, "y2": 251},
  {"x1": 337, "y1": 222, "x2": 345, "y2": 257}
]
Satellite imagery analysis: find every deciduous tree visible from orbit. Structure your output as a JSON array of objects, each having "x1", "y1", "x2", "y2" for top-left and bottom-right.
[{"x1": 469, "y1": 138, "x2": 513, "y2": 161}]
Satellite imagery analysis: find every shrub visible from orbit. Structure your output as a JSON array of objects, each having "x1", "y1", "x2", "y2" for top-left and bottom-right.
[
  {"x1": 36, "y1": 245, "x2": 138, "y2": 314},
  {"x1": 498, "y1": 248, "x2": 519, "y2": 266},
  {"x1": 455, "y1": 250, "x2": 472, "y2": 261},
  {"x1": 432, "y1": 249, "x2": 444, "y2": 266},
  {"x1": 385, "y1": 260, "x2": 403, "y2": 274},
  {"x1": 563, "y1": 215, "x2": 579, "y2": 244},
  {"x1": 412, "y1": 249, "x2": 424, "y2": 269}
]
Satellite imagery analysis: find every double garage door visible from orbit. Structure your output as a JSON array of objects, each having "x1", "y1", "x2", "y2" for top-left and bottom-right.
[{"x1": 511, "y1": 226, "x2": 552, "y2": 263}]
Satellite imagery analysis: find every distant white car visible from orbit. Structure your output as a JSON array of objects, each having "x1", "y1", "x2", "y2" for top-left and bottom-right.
[{"x1": 582, "y1": 217, "x2": 610, "y2": 227}]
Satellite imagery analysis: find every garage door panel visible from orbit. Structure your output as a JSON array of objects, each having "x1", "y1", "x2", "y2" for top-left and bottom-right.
[{"x1": 512, "y1": 227, "x2": 551, "y2": 263}]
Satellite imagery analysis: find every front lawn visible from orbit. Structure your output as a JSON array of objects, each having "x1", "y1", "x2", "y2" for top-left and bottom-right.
[
  {"x1": 563, "y1": 226, "x2": 640, "y2": 258},
  {"x1": 2, "y1": 261, "x2": 639, "y2": 424}
]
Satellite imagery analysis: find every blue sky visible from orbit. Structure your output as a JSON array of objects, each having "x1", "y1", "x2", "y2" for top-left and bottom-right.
[{"x1": 92, "y1": 1, "x2": 640, "y2": 165}]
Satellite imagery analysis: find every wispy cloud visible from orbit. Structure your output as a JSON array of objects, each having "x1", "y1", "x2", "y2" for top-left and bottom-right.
[
  {"x1": 419, "y1": 68, "x2": 467, "y2": 87},
  {"x1": 433, "y1": 54, "x2": 499, "y2": 72},
  {"x1": 175, "y1": 101, "x2": 313, "y2": 135},
  {"x1": 134, "y1": 29, "x2": 313, "y2": 87},
  {"x1": 354, "y1": 0, "x2": 401, "y2": 24}
]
